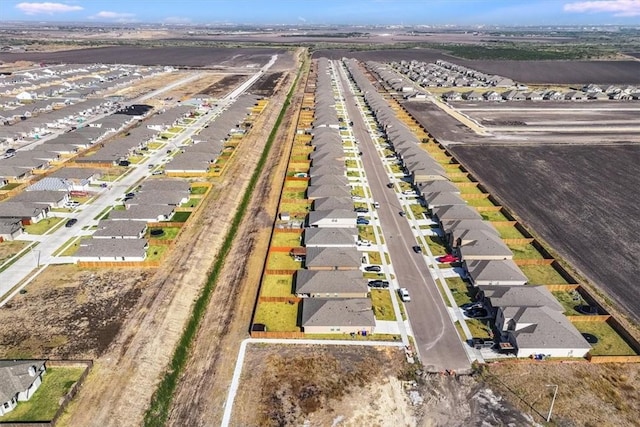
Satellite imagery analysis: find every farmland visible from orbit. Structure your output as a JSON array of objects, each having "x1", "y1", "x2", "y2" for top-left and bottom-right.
[{"x1": 449, "y1": 143, "x2": 640, "y2": 323}]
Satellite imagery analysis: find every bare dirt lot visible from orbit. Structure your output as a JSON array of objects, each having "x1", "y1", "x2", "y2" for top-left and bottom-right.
[
  {"x1": 197, "y1": 74, "x2": 247, "y2": 97},
  {"x1": 0, "y1": 46, "x2": 287, "y2": 68},
  {"x1": 313, "y1": 48, "x2": 448, "y2": 63},
  {"x1": 449, "y1": 143, "x2": 640, "y2": 324},
  {"x1": 0, "y1": 265, "x2": 152, "y2": 359}
]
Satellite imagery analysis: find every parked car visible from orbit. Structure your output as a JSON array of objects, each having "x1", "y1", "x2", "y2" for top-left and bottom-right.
[
  {"x1": 398, "y1": 288, "x2": 411, "y2": 302},
  {"x1": 354, "y1": 207, "x2": 368, "y2": 213},
  {"x1": 412, "y1": 245, "x2": 422, "y2": 253},
  {"x1": 152, "y1": 170, "x2": 164, "y2": 175},
  {"x1": 438, "y1": 254, "x2": 460, "y2": 263},
  {"x1": 461, "y1": 302, "x2": 484, "y2": 311},
  {"x1": 356, "y1": 218, "x2": 370, "y2": 225},
  {"x1": 373, "y1": 202, "x2": 380, "y2": 209},
  {"x1": 368, "y1": 280, "x2": 389, "y2": 288},
  {"x1": 402, "y1": 190, "x2": 417, "y2": 196},
  {"x1": 399, "y1": 211, "x2": 406, "y2": 217},
  {"x1": 126, "y1": 192, "x2": 135, "y2": 198},
  {"x1": 465, "y1": 308, "x2": 489, "y2": 319},
  {"x1": 65, "y1": 218, "x2": 78, "y2": 227},
  {"x1": 386, "y1": 182, "x2": 394, "y2": 188},
  {"x1": 364, "y1": 265, "x2": 381, "y2": 272}
]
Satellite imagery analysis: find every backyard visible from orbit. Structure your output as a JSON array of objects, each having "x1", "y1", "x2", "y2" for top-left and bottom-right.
[
  {"x1": 494, "y1": 225, "x2": 527, "y2": 240},
  {"x1": 552, "y1": 290, "x2": 586, "y2": 316},
  {"x1": 573, "y1": 321, "x2": 638, "y2": 356},
  {"x1": 506, "y1": 243, "x2": 545, "y2": 260},
  {"x1": 271, "y1": 231, "x2": 302, "y2": 247},
  {"x1": 520, "y1": 264, "x2": 569, "y2": 284},
  {"x1": 253, "y1": 301, "x2": 300, "y2": 332},
  {"x1": 260, "y1": 274, "x2": 295, "y2": 298},
  {"x1": 268, "y1": 252, "x2": 302, "y2": 270}
]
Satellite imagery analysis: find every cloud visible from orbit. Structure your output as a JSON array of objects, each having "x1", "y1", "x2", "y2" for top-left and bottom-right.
[
  {"x1": 15, "y1": 2, "x2": 83, "y2": 15},
  {"x1": 91, "y1": 11, "x2": 136, "y2": 20},
  {"x1": 564, "y1": 0, "x2": 640, "y2": 16},
  {"x1": 163, "y1": 16, "x2": 192, "y2": 24}
]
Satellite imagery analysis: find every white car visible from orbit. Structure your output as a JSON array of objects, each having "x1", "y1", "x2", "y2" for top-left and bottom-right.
[{"x1": 398, "y1": 288, "x2": 411, "y2": 302}]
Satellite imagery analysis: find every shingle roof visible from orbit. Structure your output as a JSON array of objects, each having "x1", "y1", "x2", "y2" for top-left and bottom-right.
[
  {"x1": 303, "y1": 227, "x2": 357, "y2": 246},
  {"x1": 0, "y1": 360, "x2": 46, "y2": 403},
  {"x1": 480, "y1": 285, "x2": 564, "y2": 312},
  {"x1": 295, "y1": 270, "x2": 367, "y2": 295},
  {"x1": 305, "y1": 247, "x2": 361, "y2": 269},
  {"x1": 465, "y1": 259, "x2": 528, "y2": 284},
  {"x1": 301, "y1": 298, "x2": 375, "y2": 328}
]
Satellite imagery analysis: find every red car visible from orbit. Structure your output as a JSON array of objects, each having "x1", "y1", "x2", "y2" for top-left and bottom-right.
[{"x1": 438, "y1": 254, "x2": 460, "y2": 263}]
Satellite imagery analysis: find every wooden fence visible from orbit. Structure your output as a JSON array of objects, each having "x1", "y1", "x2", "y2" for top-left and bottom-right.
[
  {"x1": 269, "y1": 246, "x2": 296, "y2": 252},
  {"x1": 77, "y1": 260, "x2": 161, "y2": 268},
  {"x1": 475, "y1": 205, "x2": 502, "y2": 212},
  {"x1": 544, "y1": 284, "x2": 580, "y2": 292},
  {"x1": 265, "y1": 269, "x2": 297, "y2": 275},
  {"x1": 147, "y1": 221, "x2": 184, "y2": 228},
  {"x1": 259, "y1": 296, "x2": 301, "y2": 303},
  {"x1": 502, "y1": 238, "x2": 535, "y2": 245},
  {"x1": 587, "y1": 355, "x2": 640, "y2": 363},
  {"x1": 566, "y1": 315, "x2": 611, "y2": 323},
  {"x1": 514, "y1": 259, "x2": 554, "y2": 266},
  {"x1": 274, "y1": 228, "x2": 304, "y2": 234},
  {"x1": 490, "y1": 221, "x2": 517, "y2": 226}
]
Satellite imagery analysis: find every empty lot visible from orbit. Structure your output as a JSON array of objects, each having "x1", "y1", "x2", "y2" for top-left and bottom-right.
[{"x1": 449, "y1": 143, "x2": 640, "y2": 323}]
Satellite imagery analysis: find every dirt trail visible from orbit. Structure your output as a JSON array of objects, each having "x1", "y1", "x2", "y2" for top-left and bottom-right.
[
  {"x1": 57, "y1": 62, "x2": 298, "y2": 427},
  {"x1": 166, "y1": 51, "x2": 306, "y2": 427}
]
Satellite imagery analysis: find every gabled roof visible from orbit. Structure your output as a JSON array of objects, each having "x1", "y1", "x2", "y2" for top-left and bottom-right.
[
  {"x1": 303, "y1": 227, "x2": 357, "y2": 246},
  {"x1": 308, "y1": 174, "x2": 349, "y2": 187},
  {"x1": 416, "y1": 180, "x2": 460, "y2": 195},
  {"x1": 307, "y1": 209, "x2": 357, "y2": 225},
  {"x1": 480, "y1": 285, "x2": 564, "y2": 312},
  {"x1": 305, "y1": 246, "x2": 361, "y2": 269},
  {"x1": 425, "y1": 192, "x2": 466, "y2": 208},
  {"x1": 505, "y1": 306, "x2": 591, "y2": 351},
  {"x1": 75, "y1": 238, "x2": 148, "y2": 258},
  {"x1": 307, "y1": 184, "x2": 352, "y2": 199},
  {"x1": 295, "y1": 270, "x2": 367, "y2": 295},
  {"x1": 312, "y1": 197, "x2": 353, "y2": 211},
  {"x1": 458, "y1": 229, "x2": 513, "y2": 259},
  {"x1": 301, "y1": 298, "x2": 375, "y2": 327},
  {"x1": 432, "y1": 204, "x2": 482, "y2": 221},
  {"x1": 93, "y1": 219, "x2": 147, "y2": 238},
  {"x1": 465, "y1": 259, "x2": 528, "y2": 285},
  {"x1": 0, "y1": 360, "x2": 46, "y2": 403}
]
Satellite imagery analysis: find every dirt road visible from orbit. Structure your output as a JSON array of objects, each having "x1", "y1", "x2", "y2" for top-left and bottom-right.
[
  {"x1": 165, "y1": 51, "x2": 306, "y2": 427},
  {"x1": 57, "y1": 56, "x2": 301, "y2": 427}
]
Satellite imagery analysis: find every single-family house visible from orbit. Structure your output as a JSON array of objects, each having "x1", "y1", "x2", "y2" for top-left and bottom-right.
[
  {"x1": 93, "y1": 220, "x2": 147, "y2": 239},
  {"x1": 432, "y1": 204, "x2": 482, "y2": 226},
  {"x1": 303, "y1": 227, "x2": 358, "y2": 247},
  {"x1": 304, "y1": 246, "x2": 361, "y2": 270},
  {"x1": 12, "y1": 190, "x2": 69, "y2": 208},
  {"x1": 108, "y1": 205, "x2": 175, "y2": 222},
  {"x1": 464, "y1": 259, "x2": 528, "y2": 286},
  {"x1": 443, "y1": 219, "x2": 500, "y2": 248},
  {"x1": 416, "y1": 180, "x2": 460, "y2": 198},
  {"x1": 307, "y1": 209, "x2": 357, "y2": 228},
  {"x1": 301, "y1": 298, "x2": 375, "y2": 334},
  {"x1": 479, "y1": 284, "x2": 564, "y2": 317},
  {"x1": 457, "y1": 229, "x2": 514, "y2": 260},
  {"x1": 75, "y1": 238, "x2": 148, "y2": 262},
  {"x1": 0, "y1": 219, "x2": 24, "y2": 241},
  {"x1": 295, "y1": 270, "x2": 368, "y2": 298},
  {"x1": 0, "y1": 202, "x2": 48, "y2": 224},
  {"x1": 312, "y1": 197, "x2": 353, "y2": 211},
  {"x1": 425, "y1": 192, "x2": 467, "y2": 209},
  {"x1": 0, "y1": 360, "x2": 47, "y2": 416},
  {"x1": 307, "y1": 184, "x2": 352, "y2": 200}
]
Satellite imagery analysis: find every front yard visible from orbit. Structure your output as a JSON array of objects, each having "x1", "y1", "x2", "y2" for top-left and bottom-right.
[
  {"x1": 24, "y1": 217, "x2": 64, "y2": 235},
  {"x1": 371, "y1": 289, "x2": 396, "y2": 321}
]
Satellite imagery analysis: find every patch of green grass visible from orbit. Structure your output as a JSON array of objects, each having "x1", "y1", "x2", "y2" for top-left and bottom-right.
[
  {"x1": 168, "y1": 126, "x2": 184, "y2": 133},
  {"x1": 0, "y1": 182, "x2": 22, "y2": 190},
  {"x1": 24, "y1": 217, "x2": 64, "y2": 235},
  {"x1": 171, "y1": 211, "x2": 191, "y2": 222},
  {"x1": 190, "y1": 186, "x2": 208, "y2": 195},
  {"x1": 345, "y1": 159, "x2": 357, "y2": 168},
  {"x1": 425, "y1": 235, "x2": 447, "y2": 255},
  {"x1": 389, "y1": 164, "x2": 404, "y2": 174},
  {"x1": 507, "y1": 243, "x2": 544, "y2": 260},
  {"x1": 520, "y1": 264, "x2": 568, "y2": 284},
  {"x1": 180, "y1": 198, "x2": 201, "y2": 208},
  {"x1": 268, "y1": 252, "x2": 302, "y2": 270},
  {"x1": 0, "y1": 367, "x2": 85, "y2": 422},
  {"x1": 261, "y1": 275, "x2": 295, "y2": 297},
  {"x1": 304, "y1": 333, "x2": 400, "y2": 341},
  {"x1": 466, "y1": 319, "x2": 492, "y2": 339},
  {"x1": 279, "y1": 200, "x2": 311, "y2": 214},
  {"x1": 495, "y1": 225, "x2": 526, "y2": 239},
  {"x1": 551, "y1": 291, "x2": 584, "y2": 316},
  {"x1": 366, "y1": 251, "x2": 381, "y2": 265},
  {"x1": 446, "y1": 277, "x2": 475, "y2": 307},
  {"x1": 351, "y1": 186, "x2": 365, "y2": 198},
  {"x1": 371, "y1": 289, "x2": 396, "y2": 321},
  {"x1": 271, "y1": 231, "x2": 302, "y2": 247},
  {"x1": 358, "y1": 225, "x2": 375, "y2": 243},
  {"x1": 347, "y1": 170, "x2": 361, "y2": 177},
  {"x1": 148, "y1": 227, "x2": 181, "y2": 240},
  {"x1": 456, "y1": 185, "x2": 483, "y2": 195},
  {"x1": 147, "y1": 245, "x2": 168, "y2": 261},
  {"x1": 409, "y1": 204, "x2": 427, "y2": 218},
  {"x1": 482, "y1": 210, "x2": 509, "y2": 222},
  {"x1": 448, "y1": 174, "x2": 472, "y2": 183},
  {"x1": 282, "y1": 190, "x2": 306, "y2": 200},
  {"x1": 147, "y1": 142, "x2": 164, "y2": 150},
  {"x1": 254, "y1": 301, "x2": 300, "y2": 332},
  {"x1": 466, "y1": 198, "x2": 497, "y2": 208},
  {"x1": 573, "y1": 321, "x2": 638, "y2": 356}
]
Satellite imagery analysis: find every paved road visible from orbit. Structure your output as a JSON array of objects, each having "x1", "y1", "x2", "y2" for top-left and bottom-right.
[{"x1": 336, "y1": 61, "x2": 471, "y2": 373}]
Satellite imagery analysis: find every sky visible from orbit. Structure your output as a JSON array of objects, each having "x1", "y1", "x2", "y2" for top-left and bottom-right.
[{"x1": 2, "y1": 0, "x2": 640, "y2": 25}]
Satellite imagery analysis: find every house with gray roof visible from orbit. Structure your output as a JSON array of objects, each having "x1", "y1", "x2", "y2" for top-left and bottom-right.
[
  {"x1": 0, "y1": 202, "x2": 48, "y2": 224},
  {"x1": 308, "y1": 174, "x2": 349, "y2": 187},
  {"x1": 0, "y1": 360, "x2": 47, "y2": 416},
  {"x1": 425, "y1": 192, "x2": 466, "y2": 209},
  {"x1": 465, "y1": 259, "x2": 528, "y2": 286},
  {"x1": 12, "y1": 190, "x2": 69, "y2": 208},
  {"x1": 307, "y1": 184, "x2": 352, "y2": 200},
  {"x1": 458, "y1": 229, "x2": 513, "y2": 260},
  {"x1": 295, "y1": 270, "x2": 368, "y2": 298},
  {"x1": 0, "y1": 219, "x2": 23, "y2": 241},
  {"x1": 307, "y1": 209, "x2": 357, "y2": 228},
  {"x1": 108, "y1": 204, "x2": 175, "y2": 222},
  {"x1": 432, "y1": 204, "x2": 482, "y2": 225},
  {"x1": 312, "y1": 197, "x2": 353, "y2": 211},
  {"x1": 442, "y1": 219, "x2": 499, "y2": 248},
  {"x1": 305, "y1": 246, "x2": 361, "y2": 270},
  {"x1": 479, "y1": 285, "x2": 564, "y2": 316},
  {"x1": 125, "y1": 191, "x2": 189, "y2": 208},
  {"x1": 301, "y1": 298, "x2": 375, "y2": 334},
  {"x1": 498, "y1": 305, "x2": 591, "y2": 358},
  {"x1": 416, "y1": 180, "x2": 460, "y2": 197},
  {"x1": 75, "y1": 238, "x2": 148, "y2": 262},
  {"x1": 303, "y1": 227, "x2": 357, "y2": 247},
  {"x1": 93, "y1": 220, "x2": 147, "y2": 239}
]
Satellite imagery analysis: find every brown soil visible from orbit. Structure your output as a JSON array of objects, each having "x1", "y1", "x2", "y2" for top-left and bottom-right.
[
  {"x1": 0, "y1": 240, "x2": 29, "y2": 264},
  {"x1": 0, "y1": 265, "x2": 151, "y2": 359},
  {"x1": 165, "y1": 49, "x2": 305, "y2": 427},
  {"x1": 55, "y1": 50, "x2": 301, "y2": 427},
  {"x1": 106, "y1": 71, "x2": 225, "y2": 102},
  {"x1": 197, "y1": 74, "x2": 247, "y2": 97}
]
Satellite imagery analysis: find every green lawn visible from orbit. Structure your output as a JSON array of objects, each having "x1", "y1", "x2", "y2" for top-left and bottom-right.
[
  {"x1": 168, "y1": 126, "x2": 184, "y2": 133},
  {"x1": 358, "y1": 225, "x2": 375, "y2": 243},
  {"x1": 551, "y1": 291, "x2": 585, "y2": 316},
  {"x1": 171, "y1": 211, "x2": 191, "y2": 222},
  {"x1": 147, "y1": 227, "x2": 181, "y2": 240},
  {"x1": 482, "y1": 211, "x2": 510, "y2": 222},
  {"x1": 409, "y1": 204, "x2": 427, "y2": 218},
  {"x1": 190, "y1": 186, "x2": 209, "y2": 195},
  {"x1": 448, "y1": 174, "x2": 472, "y2": 183},
  {"x1": 128, "y1": 155, "x2": 145, "y2": 164},
  {"x1": 389, "y1": 164, "x2": 404, "y2": 174},
  {"x1": 456, "y1": 185, "x2": 484, "y2": 195},
  {"x1": 271, "y1": 232, "x2": 302, "y2": 247},
  {"x1": 279, "y1": 200, "x2": 311, "y2": 214},
  {"x1": 507, "y1": 243, "x2": 545, "y2": 260},
  {"x1": 0, "y1": 182, "x2": 22, "y2": 190},
  {"x1": 351, "y1": 186, "x2": 366, "y2": 198},
  {"x1": 253, "y1": 301, "x2": 300, "y2": 332},
  {"x1": 282, "y1": 190, "x2": 306, "y2": 200},
  {"x1": 147, "y1": 245, "x2": 169, "y2": 261},
  {"x1": 365, "y1": 251, "x2": 381, "y2": 265},
  {"x1": 446, "y1": 277, "x2": 476, "y2": 307},
  {"x1": 573, "y1": 321, "x2": 638, "y2": 356},
  {"x1": 260, "y1": 274, "x2": 295, "y2": 297},
  {"x1": 0, "y1": 367, "x2": 85, "y2": 422},
  {"x1": 371, "y1": 289, "x2": 396, "y2": 321},
  {"x1": 268, "y1": 252, "x2": 302, "y2": 270},
  {"x1": 520, "y1": 264, "x2": 569, "y2": 284},
  {"x1": 465, "y1": 198, "x2": 497, "y2": 208},
  {"x1": 304, "y1": 333, "x2": 400, "y2": 341},
  {"x1": 147, "y1": 142, "x2": 165, "y2": 150},
  {"x1": 345, "y1": 160, "x2": 357, "y2": 168},
  {"x1": 465, "y1": 319, "x2": 493, "y2": 339},
  {"x1": 24, "y1": 217, "x2": 64, "y2": 235},
  {"x1": 425, "y1": 235, "x2": 447, "y2": 255},
  {"x1": 346, "y1": 170, "x2": 361, "y2": 177},
  {"x1": 495, "y1": 225, "x2": 526, "y2": 239}
]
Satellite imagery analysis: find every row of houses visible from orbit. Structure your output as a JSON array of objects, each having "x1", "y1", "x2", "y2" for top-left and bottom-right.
[
  {"x1": 164, "y1": 94, "x2": 261, "y2": 174},
  {"x1": 442, "y1": 88, "x2": 640, "y2": 102},
  {"x1": 294, "y1": 58, "x2": 376, "y2": 335},
  {"x1": 393, "y1": 59, "x2": 516, "y2": 89},
  {"x1": 353, "y1": 59, "x2": 592, "y2": 359},
  {"x1": 74, "y1": 178, "x2": 192, "y2": 262}
]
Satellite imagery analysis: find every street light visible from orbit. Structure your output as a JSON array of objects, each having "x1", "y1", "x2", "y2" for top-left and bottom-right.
[{"x1": 546, "y1": 384, "x2": 558, "y2": 423}]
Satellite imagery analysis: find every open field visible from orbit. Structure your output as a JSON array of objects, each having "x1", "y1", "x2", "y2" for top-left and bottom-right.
[
  {"x1": 0, "y1": 265, "x2": 151, "y2": 359},
  {"x1": 450, "y1": 144, "x2": 640, "y2": 324}
]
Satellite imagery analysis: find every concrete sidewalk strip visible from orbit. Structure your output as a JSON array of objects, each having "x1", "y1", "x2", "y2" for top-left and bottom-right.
[{"x1": 374, "y1": 319, "x2": 401, "y2": 335}]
